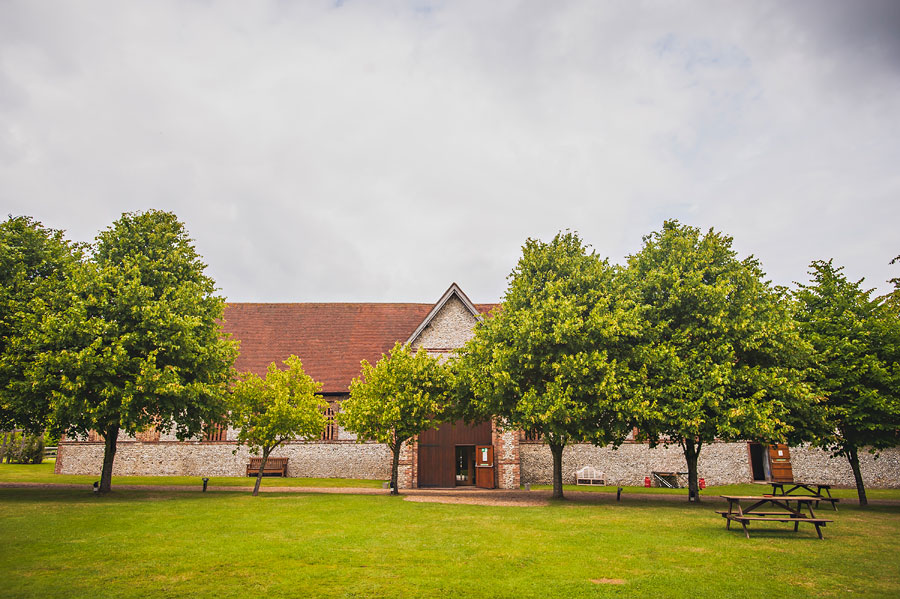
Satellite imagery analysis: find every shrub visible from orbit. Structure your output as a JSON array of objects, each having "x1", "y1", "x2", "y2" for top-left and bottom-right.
[{"x1": 0, "y1": 431, "x2": 44, "y2": 464}]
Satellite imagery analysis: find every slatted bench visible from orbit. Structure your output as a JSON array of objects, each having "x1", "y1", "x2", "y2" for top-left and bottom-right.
[
  {"x1": 576, "y1": 466, "x2": 606, "y2": 486},
  {"x1": 246, "y1": 457, "x2": 289, "y2": 477}
]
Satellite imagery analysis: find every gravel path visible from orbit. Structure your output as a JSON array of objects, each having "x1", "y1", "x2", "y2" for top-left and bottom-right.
[{"x1": 2, "y1": 481, "x2": 896, "y2": 506}]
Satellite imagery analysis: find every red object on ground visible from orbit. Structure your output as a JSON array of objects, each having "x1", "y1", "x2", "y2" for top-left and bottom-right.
[
  {"x1": 644, "y1": 476, "x2": 651, "y2": 488},
  {"x1": 699, "y1": 478, "x2": 706, "y2": 490}
]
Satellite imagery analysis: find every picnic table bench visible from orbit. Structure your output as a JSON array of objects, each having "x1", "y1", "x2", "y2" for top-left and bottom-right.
[
  {"x1": 246, "y1": 457, "x2": 289, "y2": 477},
  {"x1": 718, "y1": 495, "x2": 834, "y2": 540},
  {"x1": 768, "y1": 481, "x2": 839, "y2": 511}
]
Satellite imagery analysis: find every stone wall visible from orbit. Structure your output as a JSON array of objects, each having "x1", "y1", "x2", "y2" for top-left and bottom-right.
[
  {"x1": 410, "y1": 295, "x2": 478, "y2": 351},
  {"x1": 57, "y1": 438, "x2": 900, "y2": 487},
  {"x1": 790, "y1": 445, "x2": 900, "y2": 488},
  {"x1": 520, "y1": 442, "x2": 900, "y2": 488},
  {"x1": 56, "y1": 440, "x2": 392, "y2": 480},
  {"x1": 521, "y1": 442, "x2": 748, "y2": 487}
]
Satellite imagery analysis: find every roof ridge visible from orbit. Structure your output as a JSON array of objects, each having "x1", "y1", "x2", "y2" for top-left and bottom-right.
[{"x1": 225, "y1": 302, "x2": 437, "y2": 306}]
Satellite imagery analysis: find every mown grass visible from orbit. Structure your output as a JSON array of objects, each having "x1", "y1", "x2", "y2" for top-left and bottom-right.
[
  {"x1": 1, "y1": 485, "x2": 898, "y2": 598},
  {"x1": 0, "y1": 462, "x2": 385, "y2": 488}
]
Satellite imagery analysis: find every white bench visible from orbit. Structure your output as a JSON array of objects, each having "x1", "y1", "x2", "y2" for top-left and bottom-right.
[{"x1": 576, "y1": 466, "x2": 606, "y2": 486}]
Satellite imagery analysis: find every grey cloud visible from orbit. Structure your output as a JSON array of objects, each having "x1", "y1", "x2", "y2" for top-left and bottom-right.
[{"x1": 1, "y1": 0, "x2": 897, "y2": 302}]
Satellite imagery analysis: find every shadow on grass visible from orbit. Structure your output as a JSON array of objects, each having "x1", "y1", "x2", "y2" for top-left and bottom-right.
[
  {"x1": 0, "y1": 486, "x2": 387, "y2": 505},
  {"x1": 0, "y1": 486, "x2": 249, "y2": 505}
]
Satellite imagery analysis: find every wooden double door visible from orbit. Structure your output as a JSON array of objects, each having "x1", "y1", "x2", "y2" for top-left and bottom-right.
[
  {"x1": 417, "y1": 420, "x2": 492, "y2": 488},
  {"x1": 748, "y1": 443, "x2": 794, "y2": 482}
]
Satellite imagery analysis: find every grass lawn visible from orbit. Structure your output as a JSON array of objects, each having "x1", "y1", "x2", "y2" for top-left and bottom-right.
[
  {"x1": 0, "y1": 461, "x2": 385, "y2": 488},
  {"x1": 1, "y1": 485, "x2": 899, "y2": 599}
]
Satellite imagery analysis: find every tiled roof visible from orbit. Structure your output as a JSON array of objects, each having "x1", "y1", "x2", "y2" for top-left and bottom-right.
[{"x1": 222, "y1": 302, "x2": 498, "y2": 393}]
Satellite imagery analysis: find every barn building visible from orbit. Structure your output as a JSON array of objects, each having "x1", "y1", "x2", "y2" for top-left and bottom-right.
[{"x1": 55, "y1": 284, "x2": 900, "y2": 489}]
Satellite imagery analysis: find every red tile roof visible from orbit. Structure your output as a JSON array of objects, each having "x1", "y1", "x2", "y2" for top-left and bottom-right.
[{"x1": 222, "y1": 302, "x2": 497, "y2": 393}]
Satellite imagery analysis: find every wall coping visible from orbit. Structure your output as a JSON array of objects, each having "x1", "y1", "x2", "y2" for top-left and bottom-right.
[{"x1": 59, "y1": 439, "x2": 381, "y2": 446}]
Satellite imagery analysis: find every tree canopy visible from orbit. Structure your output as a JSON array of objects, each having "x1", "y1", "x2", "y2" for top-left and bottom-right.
[
  {"x1": 0, "y1": 216, "x2": 80, "y2": 433},
  {"x1": 31, "y1": 210, "x2": 237, "y2": 492},
  {"x1": 882, "y1": 254, "x2": 900, "y2": 312},
  {"x1": 229, "y1": 355, "x2": 327, "y2": 496},
  {"x1": 338, "y1": 342, "x2": 449, "y2": 495},
  {"x1": 626, "y1": 221, "x2": 813, "y2": 501},
  {"x1": 794, "y1": 259, "x2": 900, "y2": 505},
  {"x1": 457, "y1": 231, "x2": 641, "y2": 499}
]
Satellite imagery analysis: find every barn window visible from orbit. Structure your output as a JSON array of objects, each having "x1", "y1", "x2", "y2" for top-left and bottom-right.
[
  {"x1": 321, "y1": 406, "x2": 337, "y2": 441},
  {"x1": 520, "y1": 429, "x2": 543, "y2": 443},
  {"x1": 203, "y1": 423, "x2": 227, "y2": 442},
  {"x1": 135, "y1": 428, "x2": 160, "y2": 442}
]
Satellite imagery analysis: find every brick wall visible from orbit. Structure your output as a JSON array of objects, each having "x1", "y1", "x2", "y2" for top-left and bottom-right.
[
  {"x1": 398, "y1": 439, "x2": 415, "y2": 489},
  {"x1": 492, "y1": 422, "x2": 520, "y2": 489}
]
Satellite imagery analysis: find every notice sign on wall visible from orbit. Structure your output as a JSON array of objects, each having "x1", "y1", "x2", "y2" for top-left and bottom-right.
[{"x1": 476, "y1": 445, "x2": 493, "y2": 468}]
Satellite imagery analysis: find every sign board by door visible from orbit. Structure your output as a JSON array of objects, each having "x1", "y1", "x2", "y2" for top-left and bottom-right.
[
  {"x1": 768, "y1": 444, "x2": 794, "y2": 483},
  {"x1": 475, "y1": 445, "x2": 495, "y2": 489}
]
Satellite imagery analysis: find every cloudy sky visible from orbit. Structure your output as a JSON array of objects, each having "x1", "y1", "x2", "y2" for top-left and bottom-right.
[{"x1": 2, "y1": 0, "x2": 898, "y2": 303}]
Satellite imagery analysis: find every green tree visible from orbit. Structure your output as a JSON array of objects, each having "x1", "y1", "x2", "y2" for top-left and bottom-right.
[
  {"x1": 457, "y1": 232, "x2": 641, "y2": 499},
  {"x1": 882, "y1": 255, "x2": 900, "y2": 312},
  {"x1": 32, "y1": 210, "x2": 237, "y2": 493},
  {"x1": 0, "y1": 216, "x2": 79, "y2": 433},
  {"x1": 626, "y1": 221, "x2": 812, "y2": 502},
  {"x1": 794, "y1": 260, "x2": 900, "y2": 506},
  {"x1": 229, "y1": 355, "x2": 327, "y2": 496},
  {"x1": 338, "y1": 343, "x2": 449, "y2": 495}
]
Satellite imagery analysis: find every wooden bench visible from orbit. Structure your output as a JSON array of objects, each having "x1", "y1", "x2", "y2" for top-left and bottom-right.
[
  {"x1": 769, "y1": 482, "x2": 840, "y2": 511},
  {"x1": 716, "y1": 512, "x2": 833, "y2": 539},
  {"x1": 718, "y1": 495, "x2": 834, "y2": 540},
  {"x1": 246, "y1": 457, "x2": 289, "y2": 477}
]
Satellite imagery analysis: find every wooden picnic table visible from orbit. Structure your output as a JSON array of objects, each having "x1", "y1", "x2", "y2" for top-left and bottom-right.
[
  {"x1": 718, "y1": 495, "x2": 834, "y2": 540},
  {"x1": 768, "y1": 481, "x2": 839, "y2": 511}
]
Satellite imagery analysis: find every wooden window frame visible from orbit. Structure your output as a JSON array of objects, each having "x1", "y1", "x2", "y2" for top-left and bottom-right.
[
  {"x1": 321, "y1": 405, "x2": 337, "y2": 441},
  {"x1": 203, "y1": 423, "x2": 227, "y2": 442}
]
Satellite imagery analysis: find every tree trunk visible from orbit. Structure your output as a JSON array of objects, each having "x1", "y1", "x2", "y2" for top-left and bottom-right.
[
  {"x1": 847, "y1": 446, "x2": 868, "y2": 507},
  {"x1": 390, "y1": 441, "x2": 401, "y2": 496},
  {"x1": 549, "y1": 442, "x2": 565, "y2": 500},
  {"x1": 99, "y1": 422, "x2": 119, "y2": 493},
  {"x1": 681, "y1": 439, "x2": 702, "y2": 503},
  {"x1": 252, "y1": 447, "x2": 271, "y2": 497}
]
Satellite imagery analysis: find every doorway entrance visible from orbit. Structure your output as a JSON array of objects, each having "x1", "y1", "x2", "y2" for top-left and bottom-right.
[
  {"x1": 417, "y1": 420, "x2": 492, "y2": 487},
  {"x1": 455, "y1": 446, "x2": 475, "y2": 485},
  {"x1": 748, "y1": 443, "x2": 768, "y2": 481}
]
